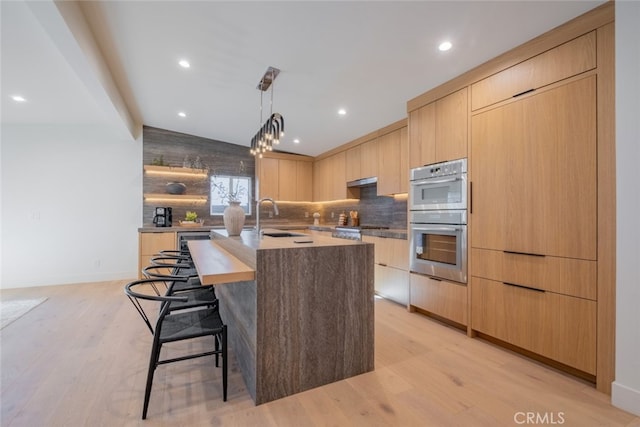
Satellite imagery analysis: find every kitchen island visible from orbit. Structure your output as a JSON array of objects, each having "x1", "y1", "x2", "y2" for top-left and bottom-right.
[{"x1": 188, "y1": 229, "x2": 375, "y2": 405}]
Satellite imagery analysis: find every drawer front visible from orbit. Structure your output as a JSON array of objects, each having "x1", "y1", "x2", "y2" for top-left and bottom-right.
[
  {"x1": 375, "y1": 265, "x2": 409, "y2": 306},
  {"x1": 410, "y1": 273, "x2": 467, "y2": 325},
  {"x1": 471, "y1": 31, "x2": 596, "y2": 111},
  {"x1": 470, "y1": 248, "x2": 596, "y2": 300},
  {"x1": 139, "y1": 232, "x2": 176, "y2": 255},
  {"x1": 363, "y1": 236, "x2": 409, "y2": 270},
  {"x1": 471, "y1": 277, "x2": 596, "y2": 374}
]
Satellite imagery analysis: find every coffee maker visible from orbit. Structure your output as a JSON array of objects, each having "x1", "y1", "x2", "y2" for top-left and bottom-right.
[{"x1": 152, "y1": 207, "x2": 172, "y2": 227}]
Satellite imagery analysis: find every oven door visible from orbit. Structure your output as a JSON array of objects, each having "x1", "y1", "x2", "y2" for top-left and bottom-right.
[
  {"x1": 410, "y1": 224, "x2": 467, "y2": 283},
  {"x1": 410, "y1": 173, "x2": 467, "y2": 211}
]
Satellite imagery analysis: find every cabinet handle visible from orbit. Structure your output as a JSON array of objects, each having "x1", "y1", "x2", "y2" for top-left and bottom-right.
[
  {"x1": 503, "y1": 282, "x2": 545, "y2": 293},
  {"x1": 512, "y1": 88, "x2": 536, "y2": 98},
  {"x1": 469, "y1": 181, "x2": 473, "y2": 214},
  {"x1": 503, "y1": 250, "x2": 545, "y2": 257}
]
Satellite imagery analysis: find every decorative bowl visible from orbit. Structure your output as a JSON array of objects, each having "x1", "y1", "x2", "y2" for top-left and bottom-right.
[{"x1": 166, "y1": 182, "x2": 187, "y2": 195}]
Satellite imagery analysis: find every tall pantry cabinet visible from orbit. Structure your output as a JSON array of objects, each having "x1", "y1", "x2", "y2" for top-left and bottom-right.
[
  {"x1": 468, "y1": 22, "x2": 614, "y2": 389},
  {"x1": 406, "y1": 3, "x2": 615, "y2": 393}
]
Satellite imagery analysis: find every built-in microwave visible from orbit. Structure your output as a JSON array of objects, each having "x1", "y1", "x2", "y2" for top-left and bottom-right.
[{"x1": 410, "y1": 158, "x2": 467, "y2": 211}]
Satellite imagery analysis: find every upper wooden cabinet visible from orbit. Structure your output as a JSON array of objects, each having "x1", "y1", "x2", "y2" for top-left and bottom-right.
[
  {"x1": 258, "y1": 153, "x2": 313, "y2": 201},
  {"x1": 408, "y1": 103, "x2": 435, "y2": 169},
  {"x1": 345, "y1": 145, "x2": 361, "y2": 182},
  {"x1": 471, "y1": 75, "x2": 597, "y2": 260},
  {"x1": 409, "y1": 87, "x2": 468, "y2": 169},
  {"x1": 377, "y1": 126, "x2": 408, "y2": 195},
  {"x1": 258, "y1": 157, "x2": 279, "y2": 199},
  {"x1": 313, "y1": 153, "x2": 348, "y2": 201},
  {"x1": 377, "y1": 130, "x2": 401, "y2": 195},
  {"x1": 360, "y1": 138, "x2": 379, "y2": 179},
  {"x1": 277, "y1": 159, "x2": 312, "y2": 201},
  {"x1": 471, "y1": 31, "x2": 596, "y2": 111}
]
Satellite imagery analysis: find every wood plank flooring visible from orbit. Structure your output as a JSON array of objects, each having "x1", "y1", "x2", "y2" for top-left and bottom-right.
[{"x1": 1, "y1": 280, "x2": 638, "y2": 426}]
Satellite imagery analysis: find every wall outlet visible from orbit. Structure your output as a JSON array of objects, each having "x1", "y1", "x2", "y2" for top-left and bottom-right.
[
  {"x1": 331, "y1": 212, "x2": 334, "y2": 219},
  {"x1": 304, "y1": 212, "x2": 309, "y2": 218},
  {"x1": 269, "y1": 211, "x2": 273, "y2": 218}
]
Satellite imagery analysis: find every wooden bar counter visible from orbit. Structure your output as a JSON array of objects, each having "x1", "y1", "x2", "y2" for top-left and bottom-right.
[{"x1": 188, "y1": 229, "x2": 375, "y2": 405}]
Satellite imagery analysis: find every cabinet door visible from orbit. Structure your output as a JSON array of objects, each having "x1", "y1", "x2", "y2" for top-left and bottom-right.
[
  {"x1": 139, "y1": 232, "x2": 176, "y2": 278},
  {"x1": 258, "y1": 157, "x2": 279, "y2": 200},
  {"x1": 435, "y1": 87, "x2": 468, "y2": 162},
  {"x1": 471, "y1": 277, "x2": 596, "y2": 374},
  {"x1": 313, "y1": 158, "x2": 331, "y2": 201},
  {"x1": 410, "y1": 273, "x2": 467, "y2": 326},
  {"x1": 278, "y1": 159, "x2": 297, "y2": 201},
  {"x1": 296, "y1": 161, "x2": 313, "y2": 201},
  {"x1": 360, "y1": 138, "x2": 379, "y2": 179},
  {"x1": 399, "y1": 126, "x2": 409, "y2": 193},
  {"x1": 471, "y1": 76, "x2": 596, "y2": 260},
  {"x1": 377, "y1": 129, "x2": 401, "y2": 195},
  {"x1": 516, "y1": 76, "x2": 596, "y2": 260},
  {"x1": 331, "y1": 152, "x2": 347, "y2": 199},
  {"x1": 375, "y1": 265, "x2": 409, "y2": 306},
  {"x1": 471, "y1": 31, "x2": 596, "y2": 110},
  {"x1": 345, "y1": 145, "x2": 362, "y2": 182},
  {"x1": 470, "y1": 104, "x2": 512, "y2": 250},
  {"x1": 408, "y1": 103, "x2": 436, "y2": 168}
]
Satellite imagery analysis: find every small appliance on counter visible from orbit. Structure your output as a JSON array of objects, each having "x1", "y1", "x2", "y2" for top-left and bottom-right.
[{"x1": 152, "y1": 206, "x2": 172, "y2": 227}]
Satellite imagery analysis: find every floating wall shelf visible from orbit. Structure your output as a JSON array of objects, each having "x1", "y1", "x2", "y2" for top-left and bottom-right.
[
  {"x1": 143, "y1": 193, "x2": 208, "y2": 203},
  {"x1": 144, "y1": 165, "x2": 209, "y2": 178}
]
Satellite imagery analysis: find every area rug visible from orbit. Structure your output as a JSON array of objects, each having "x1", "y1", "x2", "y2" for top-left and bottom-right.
[{"x1": 0, "y1": 298, "x2": 48, "y2": 330}]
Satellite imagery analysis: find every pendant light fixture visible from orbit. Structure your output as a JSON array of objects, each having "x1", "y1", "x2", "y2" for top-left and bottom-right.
[{"x1": 250, "y1": 66, "x2": 284, "y2": 157}]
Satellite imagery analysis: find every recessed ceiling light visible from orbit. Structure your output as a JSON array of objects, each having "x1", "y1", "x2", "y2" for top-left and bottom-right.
[
  {"x1": 11, "y1": 95, "x2": 26, "y2": 102},
  {"x1": 439, "y1": 41, "x2": 452, "y2": 52},
  {"x1": 178, "y1": 59, "x2": 190, "y2": 68},
  {"x1": 178, "y1": 112, "x2": 186, "y2": 117},
  {"x1": 338, "y1": 108, "x2": 347, "y2": 116},
  {"x1": 293, "y1": 139, "x2": 300, "y2": 144}
]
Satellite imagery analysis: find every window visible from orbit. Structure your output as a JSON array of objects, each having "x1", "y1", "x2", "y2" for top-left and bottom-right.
[{"x1": 210, "y1": 176, "x2": 252, "y2": 216}]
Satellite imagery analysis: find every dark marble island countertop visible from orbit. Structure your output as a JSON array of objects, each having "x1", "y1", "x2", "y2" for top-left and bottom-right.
[{"x1": 201, "y1": 227, "x2": 375, "y2": 406}]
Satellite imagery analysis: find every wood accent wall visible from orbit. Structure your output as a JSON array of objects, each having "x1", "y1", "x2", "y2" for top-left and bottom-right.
[{"x1": 142, "y1": 126, "x2": 255, "y2": 225}]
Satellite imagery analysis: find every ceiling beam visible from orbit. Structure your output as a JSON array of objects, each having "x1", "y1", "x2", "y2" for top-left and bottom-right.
[{"x1": 25, "y1": 0, "x2": 140, "y2": 140}]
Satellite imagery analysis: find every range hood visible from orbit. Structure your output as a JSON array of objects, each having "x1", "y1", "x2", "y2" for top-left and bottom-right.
[{"x1": 347, "y1": 177, "x2": 377, "y2": 187}]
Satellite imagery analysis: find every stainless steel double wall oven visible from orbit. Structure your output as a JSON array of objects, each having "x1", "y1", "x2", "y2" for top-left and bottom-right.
[{"x1": 409, "y1": 158, "x2": 468, "y2": 283}]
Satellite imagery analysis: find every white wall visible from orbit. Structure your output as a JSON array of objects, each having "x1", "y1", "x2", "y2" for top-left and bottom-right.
[
  {"x1": 0, "y1": 124, "x2": 142, "y2": 288},
  {"x1": 612, "y1": 0, "x2": 640, "y2": 417}
]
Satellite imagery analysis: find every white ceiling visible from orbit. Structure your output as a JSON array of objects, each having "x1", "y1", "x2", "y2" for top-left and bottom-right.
[{"x1": 1, "y1": 0, "x2": 606, "y2": 157}]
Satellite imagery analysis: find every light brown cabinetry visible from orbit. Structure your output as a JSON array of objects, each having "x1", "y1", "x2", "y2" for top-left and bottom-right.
[
  {"x1": 377, "y1": 130, "x2": 401, "y2": 195},
  {"x1": 399, "y1": 126, "x2": 408, "y2": 193},
  {"x1": 470, "y1": 76, "x2": 598, "y2": 375},
  {"x1": 363, "y1": 235, "x2": 409, "y2": 305},
  {"x1": 471, "y1": 277, "x2": 596, "y2": 375},
  {"x1": 138, "y1": 231, "x2": 176, "y2": 279},
  {"x1": 258, "y1": 154, "x2": 313, "y2": 201},
  {"x1": 408, "y1": 87, "x2": 468, "y2": 169},
  {"x1": 359, "y1": 138, "x2": 379, "y2": 179},
  {"x1": 471, "y1": 76, "x2": 596, "y2": 260},
  {"x1": 313, "y1": 152, "x2": 349, "y2": 201},
  {"x1": 409, "y1": 273, "x2": 467, "y2": 326},
  {"x1": 345, "y1": 145, "x2": 361, "y2": 182},
  {"x1": 471, "y1": 31, "x2": 596, "y2": 111},
  {"x1": 257, "y1": 157, "x2": 279, "y2": 199}
]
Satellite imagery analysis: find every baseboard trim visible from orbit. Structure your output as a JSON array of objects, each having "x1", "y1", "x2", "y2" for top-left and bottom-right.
[{"x1": 612, "y1": 381, "x2": 640, "y2": 416}]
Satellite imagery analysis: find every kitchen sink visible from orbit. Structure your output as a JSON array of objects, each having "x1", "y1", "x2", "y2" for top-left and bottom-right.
[{"x1": 261, "y1": 231, "x2": 306, "y2": 238}]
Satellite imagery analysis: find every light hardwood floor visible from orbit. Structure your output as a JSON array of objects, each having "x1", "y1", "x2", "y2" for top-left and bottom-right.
[{"x1": 1, "y1": 280, "x2": 638, "y2": 426}]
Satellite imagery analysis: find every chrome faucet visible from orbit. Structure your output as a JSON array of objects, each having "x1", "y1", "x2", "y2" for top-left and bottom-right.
[{"x1": 256, "y1": 197, "x2": 279, "y2": 234}]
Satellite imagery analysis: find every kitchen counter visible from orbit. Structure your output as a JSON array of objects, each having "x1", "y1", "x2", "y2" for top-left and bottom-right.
[
  {"x1": 194, "y1": 228, "x2": 374, "y2": 405},
  {"x1": 138, "y1": 224, "x2": 407, "y2": 239}
]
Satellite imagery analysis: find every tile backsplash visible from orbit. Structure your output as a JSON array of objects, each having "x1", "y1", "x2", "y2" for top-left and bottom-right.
[{"x1": 143, "y1": 126, "x2": 407, "y2": 229}]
